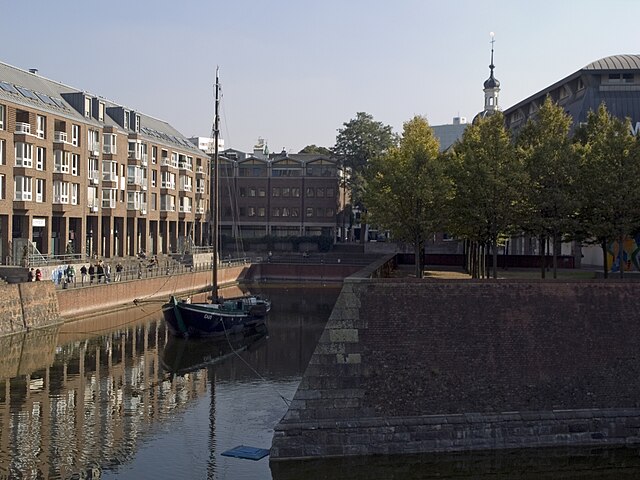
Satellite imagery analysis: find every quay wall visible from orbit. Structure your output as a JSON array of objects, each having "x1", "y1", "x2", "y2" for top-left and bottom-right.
[
  {"x1": 57, "y1": 265, "x2": 248, "y2": 319},
  {"x1": 271, "y1": 278, "x2": 640, "y2": 461},
  {"x1": 0, "y1": 282, "x2": 60, "y2": 336}
]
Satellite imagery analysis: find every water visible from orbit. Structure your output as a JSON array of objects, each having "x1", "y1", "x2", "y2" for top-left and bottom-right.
[
  {"x1": 0, "y1": 285, "x2": 340, "y2": 480},
  {"x1": 4, "y1": 284, "x2": 640, "y2": 479}
]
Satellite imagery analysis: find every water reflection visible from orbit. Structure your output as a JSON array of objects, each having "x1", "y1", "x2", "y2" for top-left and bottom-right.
[{"x1": 0, "y1": 285, "x2": 340, "y2": 479}]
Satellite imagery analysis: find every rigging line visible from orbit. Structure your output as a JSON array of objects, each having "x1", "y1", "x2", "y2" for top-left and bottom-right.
[{"x1": 221, "y1": 320, "x2": 291, "y2": 408}]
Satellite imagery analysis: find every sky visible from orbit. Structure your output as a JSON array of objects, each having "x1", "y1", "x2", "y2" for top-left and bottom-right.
[{"x1": 3, "y1": 0, "x2": 640, "y2": 152}]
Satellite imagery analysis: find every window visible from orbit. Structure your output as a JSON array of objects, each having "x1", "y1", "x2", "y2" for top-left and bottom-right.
[
  {"x1": 316, "y1": 207, "x2": 324, "y2": 217},
  {"x1": 0, "y1": 174, "x2": 4, "y2": 199},
  {"x1": 326, "y1": 208, "x2": 335, "y2": 217},
  {"x1": 0, "y1": 104, "x2": 4, "y2": 130},
  {"x1": 239, "y1": 187, "x2": 247, "y2": 197},
  {"x1": 71, "y1": 154, "x2": 79, "y2": 176},
  {"x1": 151, "y1": 192, "x2": 157, "y2": 211},
  {"x1": 152, "y1": 146, "x2": 157, "y2": 164},
  {"x1": 14, "y1": 176, "x2": 32, "y2": 201},
  {"x1": 258, "y1": 187, "x2": 266, "y2": 197},
  {"x1": 292, "y1": 187, "x2": 300, "y2": 197},
  {"x1": 71, "y1": 124, "x2": 79, "y2": 147},
  {"x1": 272, "y1": 207, "x2": 280, "y2": 217},
  {"x1": 272, "y1": 187, "x2": 280, "y2": 197},
  {"x1": 36, "y1": 115, "x2": 46, "y2": 138},
  {"x1": 15, "y1": 142, "x2": 33, "y2": 167},
  {"x1": 36, "y1": 147, "x2": 45, "y2": 171},
  {"x1": 88, "y1": 130, "x2": 99, "y2": 153},
  {"x1": 282, "y1": 187, "x2": 290, "y2": 197},
  {"x1": 623, "y1": 73, "x2": 634, "y2": 83},
  {"x1": 248, "y1": 207, "x2": 256, "y2": 217},
  {"x1": 151, "y1": 169, "x2": 157, "y2": 187},
  {"x1": 84, "y1": 97, "x2": 91, "y2": 117},
  {"x1": 54, "y1": 150, "x2": 70, "y2": 173},
  {"x1": 53, "y1": 181, "x2": 70, "y2": 204},
  {"x1": 249, "y1": 187, "x2": 256, "y2": 197},
  {"x1": 98, "y1": 102, "x2": 105, "y2": 122},
  {"x1": 124, "y1": 111, "x2": 130, "y2": 130},
  {"x1": 291, "y1": 207, "x2": 299, "y2": 217},
  {"x1": 326, "y1": 187, "x2": 335, "y2": 197},
  {"x1": 306, "y1": 187, "x2": 314, "y2": 197},
  {"x1": 35, "y1": 178, "x2": 44, "y2": 202},
  {"x1": 135, "y1": 114, "x2": 140, "y2": 133},
  {"x1": 103, "y1": 134, "x2": 116, "y2": 154},
  {"x1": 258, "y1": 207, "x2": 265, "y2": 217},
  {"x1": 282, "y1": 207, "x2": 290, "y2": 217},
  {"x1": 71, "y1": 183, "x2": 79, "y2": 205},
  {"x1": 316, "y1": 187, "x2": 325, "y2": 198},
  {"x1": 0, "y1": 139, "x2": 4, "y2": 165}
]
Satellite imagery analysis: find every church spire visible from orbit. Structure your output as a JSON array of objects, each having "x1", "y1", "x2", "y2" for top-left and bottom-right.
[{"x1": 483, "y1": 32, "x2": 500, "y2": 110}]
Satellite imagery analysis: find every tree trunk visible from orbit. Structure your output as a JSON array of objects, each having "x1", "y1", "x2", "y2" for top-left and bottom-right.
[
  {"x1": 619, "y1": 234, "x2": 625, "y2": 279},
  {"x1": 552, "y1": 232, "x2": 558, "y2": 279},
  {"x1": 414, "y1": 238, "x2": 422, "y2": 279},
  {"x1": 601, "y1": 239, "x2": 608, "y2": 279},
  {"x1": 471, "y1": 241, "x2": 478, "y2": 279},
  {"x1": 540, "y1": 234, "x2": 546, "y2": 279},
  {"x1": 492, "y1": 238, "x2": 498, "y2": 279}
]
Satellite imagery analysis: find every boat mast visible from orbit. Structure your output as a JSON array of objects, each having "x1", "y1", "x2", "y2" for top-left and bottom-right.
[{"x1": 212, "y1": 67, "x2": 220, "y2": 302}]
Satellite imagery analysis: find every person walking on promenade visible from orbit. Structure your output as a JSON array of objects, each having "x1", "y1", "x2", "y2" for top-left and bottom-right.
[
  {"x1": 80, "y1": 265, "x2": 87, "y2": 285},
  {"x1": 97, "y1": 261, "x2": 104, "y2": 283},
  {"x1": 27, "y1": 268, "x2": 34, "y2": 282},
  {"x1": 89, "y1": 264, "x2": 95, "y2": 284},
  {"x1": 104, "y1": 263, "x2": 111, "y2": 283},
  {"x1": 66, "y1": 264, "x2": 75, "y2": 286},
  {"x1": 35, "y1": 269, "x2": 42, "y2": 281},
  {"x1": 115, "y1": 262, "x2": 123, "y2": 282}
]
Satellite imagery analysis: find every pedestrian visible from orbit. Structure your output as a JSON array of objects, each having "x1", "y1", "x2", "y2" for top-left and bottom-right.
[
  {"x1": 104, "y1": 263, "x2": 111, "y2": 283},
  {"x1": 115, "y1": 262, "x2": 123, "y2": 282},
  {"x1": 97, "y1": 261, "x2": 104, "y2": 283},
  {"x1": 66, "y1": 264, "x2": 75, "y2": 286},
  {"x1": 80, "y1": 265, "x2": 87, "y2": 285},
  {"x1": 27, "y1": 268, "x2": 34, "y2": 282},
  {"x1": 35, "y1": 269, "x2": 42, "y2": 281},
  {"x1": 88, "y1": 264, "x2": 95, "y2": 284}
]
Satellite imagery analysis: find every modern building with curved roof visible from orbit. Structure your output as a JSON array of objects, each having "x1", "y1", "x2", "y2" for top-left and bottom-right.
[{"x1": 504, "y1": 54, "x2": 640, "y2": 134}]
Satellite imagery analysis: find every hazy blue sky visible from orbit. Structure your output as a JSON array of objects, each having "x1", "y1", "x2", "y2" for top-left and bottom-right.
[{"x1": 3, "y1": 0, "x2": 639, "y2": 151}]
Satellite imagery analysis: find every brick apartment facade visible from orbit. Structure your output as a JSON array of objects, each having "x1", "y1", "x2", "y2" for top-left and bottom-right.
[
  {"x1": 0, "y1": 62, "x2": 210, "y2": 264},
  {"x1": 218, "y1": 147, "x2": 340, "y2": 243}
]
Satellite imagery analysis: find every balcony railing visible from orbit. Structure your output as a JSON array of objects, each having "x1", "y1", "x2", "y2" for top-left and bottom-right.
[
  {"x1": 179, "y1": 162, "x2": 193, "y2": 171},
  {"x1": 180, "y1": 184, "x2": 192, "y2": 192},
  {"x1": 102, "y1": 199, "x2": 116, "y2": 209},
  {"x1": 179, "y1": 205, "x2": 192, "y2": 213},
  {"x1": 160, "y1": 205, "x2": 176, "y2": 212},
  {"x1": 195, "y1": 206, "x2": 205, "y2": 214},
  {"x1": 161, "y1": 182, "x2": 175, "y2": 190},
  {"x1": 53, "y1": 131, "x2": 68, "y2": 143},
  {"x1": 103, "y1": 144, "x2": 116, "y2": 155},
  {"x1": 102, "y1": 172, "x2": 117, "y2": 182},
  {"x1": 88, "y1": 170, "x2": 100, "y2": 185},
  {"x1": 15, "y1": 122, "x2": 31, "y2": 134},
  {"x1": 196, "y1": 166, "x2": 205, "y2": 174},
  {"x1": 160, "y1": 157, "x2": 171, "y2": 167},
  {"x1": 87, "y1": 200, "x2": 99, "y2": 212},
  {"x1": 196, "y1": 186, "x2": 205, "y2": 194}
]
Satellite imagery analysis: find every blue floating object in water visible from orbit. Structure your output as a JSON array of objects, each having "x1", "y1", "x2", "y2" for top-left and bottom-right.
[{"x1": 221, "y1": 445, "x2": 270, "y2": 461}]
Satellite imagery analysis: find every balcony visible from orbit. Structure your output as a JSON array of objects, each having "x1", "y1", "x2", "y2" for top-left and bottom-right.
[
  {"x1": 87, "y1": 200, "x2": 99, "y2": 213},
  {"x1": 180, "y1": 184, "x2": 193, "y2": 192},
  {"x1": 89, "y1": 170, "x2": 100, "y2": 185},
  {"x1": 141, "y1": 153, "x2": 148, "y2": 166},
  {"x1": 195, "y1": 186, "x2": 205, "y2": 194},
  {"x1": 53, "y1": 131, "x2": 68, "y2": 143},
  {"x1": 103, "y1": 144, "x2": 116, "y2": 155},
  {"x1": 89, "y1": 145, "x2": 100, "y2": 157},
  {"x1": 161, "y1": 182, "x2": 175, "y2": 190},
  {"x1": 102, "y1": 199, "x2": 116, "y2": 209},
  {"x1": 196, "y1": 166, "x2": 205, "y2": 175},
  {"x1": 195, "y1": 206, "x2": 205, "y2": 214},
  {"x1": 102, "y1": 172, "x2": 117, "y2": 182},
  {"x1": 15, "y1": 122, "x2": 31, "y2": 134},
  {"x1": 179, "y1": 161, "x2": 193, "y2": 171},
  {"x1": 53, "y1": 195, "x2": 69, "y2": 204},
  {"x1": 179, "y1": 205, "x2": 192, "y2": 213},
  {"x1": 160, "y1": 205, "x2": 176, "y2": 212},
  {"x1": 160, "y1": 157, "x2": 172, "y2": 167}
]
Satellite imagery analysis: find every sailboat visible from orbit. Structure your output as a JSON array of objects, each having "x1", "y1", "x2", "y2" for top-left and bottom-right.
[{"x1": 162, "y1": 68, "x2": 271, "y2": 338}]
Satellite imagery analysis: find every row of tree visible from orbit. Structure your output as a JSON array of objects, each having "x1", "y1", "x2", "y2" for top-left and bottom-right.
[{"x1": 324, "y1": 99, "x2": 640, "y2": 279}]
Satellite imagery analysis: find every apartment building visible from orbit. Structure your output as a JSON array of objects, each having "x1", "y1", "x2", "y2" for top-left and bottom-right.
[
  {"x1": 218, "y1": 148, "x2": 340, "y2": 243},
  {"x1": 0, "y1": 62, "x2": 209, "y2": 264}
]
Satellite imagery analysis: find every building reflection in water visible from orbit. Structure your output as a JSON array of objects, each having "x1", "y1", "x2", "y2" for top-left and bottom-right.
[{"x1": 0, "y1": 285, "x2": 340, "y2": 479}]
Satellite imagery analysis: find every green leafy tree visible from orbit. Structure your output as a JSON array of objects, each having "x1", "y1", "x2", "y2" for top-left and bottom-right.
[
  {"x1": 574, "y1": 104, "x2": 640, "y2": 277},
  {"x1": 334, "y1": 113, "x2": 397, "y2": 241},
  {"x1": 516, "y1": 96, "x2": 578, "y2": 278},
  {"x1": 363, "y1": 116, "x2": 449, "y2": 277},
  {"x1": 298, "y1": 144, "x2": 332, "y2": 156},
  {"x1": 447, "y1": 112, "x2": 523, "y2": 278}
]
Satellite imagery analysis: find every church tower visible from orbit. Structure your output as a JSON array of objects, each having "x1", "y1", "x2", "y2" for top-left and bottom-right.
[{"x1": 474, "y1": 32, "x2": 501, "y2": 123}]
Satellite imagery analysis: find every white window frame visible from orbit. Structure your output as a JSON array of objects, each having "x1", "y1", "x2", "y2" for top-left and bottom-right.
[
  {"x1": 54, "y1": 150, "x2": 70, "y2": 174},
  {"x1": 71, "y1": 183, "x2": 79, "y2": 205},
  {"x1": 71, "y1": 153, "x2": 79, "y2": 176},
  {"x1": 36, "y1": 115, "x2": 46, "y2": 139},
  {"x1": 0, "y1": 174, "x2": 4, "y2": 199},
  {"x1": 151, "y1": 169, "x2": 157, "y2": 187},
  {"x1": 36, "y1": 147, "x2": 45, "y2": 171},
  {"x1": 71, "y1": 124, "x2": 79, "y2": 147},
  {"x1": 0, "y1": 139, "x2": 4, "y2": 165},
  {"x1": 0, "y1": 104, "x2": 4, "y2": 130},
  {"x1": 14, "y1": 175, "x2": 32, "y2": 201},
  {"x1": 53, "y1": 180, "x2": 69, "y2": 204},
  {"x1": 35, "y1": 178, "x2": 44, "y2": 203},
  {"x1": 15, "y1": 142, "x2": 33, "y2": 168}
]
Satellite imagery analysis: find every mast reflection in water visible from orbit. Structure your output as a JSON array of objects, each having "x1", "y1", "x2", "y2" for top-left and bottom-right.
[{"x1": 0, "y1": 285, "x2": 340, "y2": 479}]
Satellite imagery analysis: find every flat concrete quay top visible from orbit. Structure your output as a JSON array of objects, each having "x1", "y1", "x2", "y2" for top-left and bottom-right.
[{"x1": 271, "y1": 277, "x2": 640, "y2": 461}]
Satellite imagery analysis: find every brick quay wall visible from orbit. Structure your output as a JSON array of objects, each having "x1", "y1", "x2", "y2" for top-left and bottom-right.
[
  {"x1": 271, "y1": 277, "x2": 640, "y2": 461},
  {"x1": 0, "y1": 282, "x2": 61, "y2": 336}
]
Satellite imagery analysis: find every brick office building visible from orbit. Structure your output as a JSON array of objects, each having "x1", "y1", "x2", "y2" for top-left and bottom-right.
[
  {"x1": 0, "y1": 61, "x2": 210, "y2": 264},
  {"x1": 217, "y1": 147, "x2": 340, "y2": 247}
]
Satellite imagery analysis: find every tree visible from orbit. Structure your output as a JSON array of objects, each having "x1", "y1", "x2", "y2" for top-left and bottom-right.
[
  {"x1": 447, "y1": 112, "x2": 523, "y2": 278},
  {"x1": 574, "y1": 104, "x2": 640, "y2": 278},
  {"x1": 363, "y1": 116, "x2": 449, "y2": 277},
  {"x1": 516, "y1": 96, "x2": 578, "y2": 279},
  {"x1": 298, "y1": 144, "x2": 332, "y2": 156},
  {"x1": 333, "y1": 113, "x2": 397, "y2": 241}
]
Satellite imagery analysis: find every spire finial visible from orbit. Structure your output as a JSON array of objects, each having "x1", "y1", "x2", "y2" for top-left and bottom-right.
[{"x1": 489, "y1": 32, "x2": 495, "y2": 70}]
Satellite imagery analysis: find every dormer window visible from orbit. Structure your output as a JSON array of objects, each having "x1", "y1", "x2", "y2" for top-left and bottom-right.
[
  {"x1": 577, "y1": 78, "x2": 585, "y2": 90},
  {"x1": 124, "y1": 111, "x2": 130, "y2": 130},
  {"x1": 98, "y1": 102, "x2": 105, "y2": 122},
  {"x1": 84, "y1": 97, "x2": 91, "y2": 118},
  {"x1": 135, "y1": 114, "x2": 140, "y2": 133}
]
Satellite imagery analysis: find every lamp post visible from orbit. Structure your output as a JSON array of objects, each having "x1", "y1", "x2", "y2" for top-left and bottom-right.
[
  {"x1": 87, "y1": 229, "x2": 93, "y2": 259},
  {"x1": 114, "y1": 228, "x2": 119, "y2": 257}
]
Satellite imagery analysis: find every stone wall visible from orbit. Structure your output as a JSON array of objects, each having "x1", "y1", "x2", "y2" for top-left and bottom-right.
[
  {"x1": 0, "y1": 282, "x2": 61, "y2": 336},
  {"x1": 271, "y1": 278, "x2": 640, "y2": 460}
]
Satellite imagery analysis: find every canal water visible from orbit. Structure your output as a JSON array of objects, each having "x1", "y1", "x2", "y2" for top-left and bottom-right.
[{"x1": 3, "y1": 284, "x2": 640, "y2": 479}]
